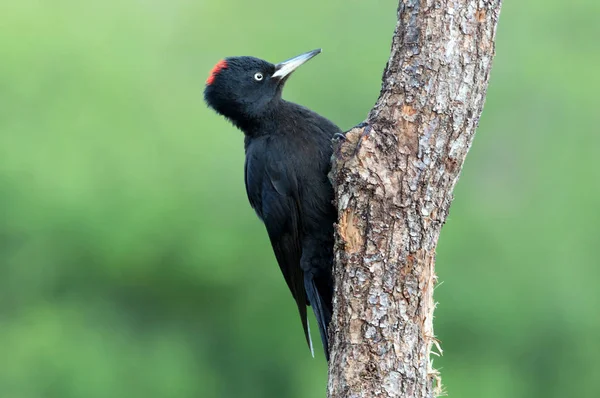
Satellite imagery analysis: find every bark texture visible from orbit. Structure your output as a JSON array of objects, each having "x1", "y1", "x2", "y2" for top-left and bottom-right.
[{"x1": 327, "y1": 1, "x2": 502, "y2": 397}]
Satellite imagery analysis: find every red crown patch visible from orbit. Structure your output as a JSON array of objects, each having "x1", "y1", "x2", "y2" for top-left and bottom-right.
[{"x1": 206, "y1": 60, "x2": 228, "y2": 85}]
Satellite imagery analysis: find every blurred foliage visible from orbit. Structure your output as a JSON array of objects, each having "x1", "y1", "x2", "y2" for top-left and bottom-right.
[{"x1": 1, "y1": 0, "x2": 599, "y2": 397}]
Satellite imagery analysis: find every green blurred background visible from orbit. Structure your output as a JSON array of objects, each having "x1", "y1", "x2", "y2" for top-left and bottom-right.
[{"x1": 1, "y1": 0, "x2": 599, "y2": 397}]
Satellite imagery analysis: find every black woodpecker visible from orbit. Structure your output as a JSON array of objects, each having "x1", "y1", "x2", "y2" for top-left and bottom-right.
[{"x1": 204, "y1": 49, "x2": 340, "y2": 360}]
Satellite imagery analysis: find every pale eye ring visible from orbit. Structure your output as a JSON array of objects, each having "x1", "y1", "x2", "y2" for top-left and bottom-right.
[{"x1": 254, "y1": 72, "x2": 264, "y2": 81}]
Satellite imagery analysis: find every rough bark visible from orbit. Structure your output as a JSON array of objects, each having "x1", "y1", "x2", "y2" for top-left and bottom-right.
[{"x1": 327, "y1": 1, "x2": 502, "y2": 397}]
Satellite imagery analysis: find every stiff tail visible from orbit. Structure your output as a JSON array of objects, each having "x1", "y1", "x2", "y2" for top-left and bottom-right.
[
  {"x1": 295, "y1": 292, "x2": 313, "y2": 356},
  {"x1": 304, "y1": 273, "x2": 333, "y2": 361}
]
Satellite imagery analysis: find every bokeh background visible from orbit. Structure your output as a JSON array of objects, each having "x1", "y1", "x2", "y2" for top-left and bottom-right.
[{"x1": 1, "y1": 0, "x2": 599, "y2": 397}]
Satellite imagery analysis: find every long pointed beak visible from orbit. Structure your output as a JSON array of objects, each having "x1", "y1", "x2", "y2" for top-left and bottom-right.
[{"x1": 272, "y1": 49, "x2": 321, "y2": 80}]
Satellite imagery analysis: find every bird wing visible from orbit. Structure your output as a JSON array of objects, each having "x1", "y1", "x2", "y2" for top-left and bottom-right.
[
  {"x1": 244, "y1": 147, "x2": 313, "y2": 353},
  {"x1": 264, "y1": 160, "x2": 313, "y2": 354}
]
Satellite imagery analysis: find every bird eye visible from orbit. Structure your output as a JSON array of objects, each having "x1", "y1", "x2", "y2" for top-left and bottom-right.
[{"x1": 254, "y1": 72, "x2": 264, "y2": 81}]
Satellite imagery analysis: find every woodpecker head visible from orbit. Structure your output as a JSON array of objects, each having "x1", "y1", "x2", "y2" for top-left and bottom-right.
[{"x1": 204, "y1": 49, "x2": 321, "y2": 128}]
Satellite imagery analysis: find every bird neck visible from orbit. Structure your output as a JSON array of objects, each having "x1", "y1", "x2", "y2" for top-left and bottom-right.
[{"x1": 239, "y1": 99, "x2": 293, "y2": 138}]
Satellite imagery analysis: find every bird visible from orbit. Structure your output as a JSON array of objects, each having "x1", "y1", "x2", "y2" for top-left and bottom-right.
[{"x1": 204, "y1": 49, "x2": 341, "y2": 360}]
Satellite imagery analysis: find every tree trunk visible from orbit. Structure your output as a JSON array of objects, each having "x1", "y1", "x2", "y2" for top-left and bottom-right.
[{"x1": 327, "y1": 1, "x2": 502, "y2": 397}]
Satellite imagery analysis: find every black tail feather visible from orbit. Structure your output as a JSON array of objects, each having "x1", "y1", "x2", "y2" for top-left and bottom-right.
[{"x1": 304, "y1": 273, "x2": 332, "y2": 361}]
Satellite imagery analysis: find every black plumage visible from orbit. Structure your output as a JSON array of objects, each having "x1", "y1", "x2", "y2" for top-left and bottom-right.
[{"x1": 204, "y1": 49, "x2": 340, "y2": 359}]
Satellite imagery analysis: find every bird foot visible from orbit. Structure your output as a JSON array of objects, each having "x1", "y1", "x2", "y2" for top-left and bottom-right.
[
  {"x1": 333, "y1": 132, "x2": 347, "y2": 142},
  {"x1": 333, "y1": 123, "x2": 371, "y2": 159}
]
